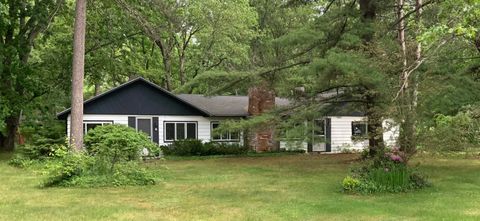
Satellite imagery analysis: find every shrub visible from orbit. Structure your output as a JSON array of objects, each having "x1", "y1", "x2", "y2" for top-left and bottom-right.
[
  {"x1": 44, "y1": 152, "x2": 93, "y2": 187},
  {"x1": 160, "y1": 140, "x2": 249, "y2": 156},
  {"x1": 84, "y1": 124, "x2": 159, "y2": 169},
  {"x1": 418, "y1": 105, "x2": 480, "y2": 152},
  {"x1": 160, "y1": 140, "x2": 205, "y2": 156},
  {"x1": 44, "y1": 152, "x2": 157, "y2": 187},
  {"x1": 43, "y1": 125, "x2": 160, "y2": 187},
  {"x1": 8, "y1": 143, "x2": 69, "y2": 168},
  {"x1": 207, "y1": 142, "x2": 250, "y2": 155},
  {"x1": 342, "y1": 148, "x2": 430, "y2": 194},
  {"x1": 342, "y1": 176, "x2": 360, "y2": 192}
]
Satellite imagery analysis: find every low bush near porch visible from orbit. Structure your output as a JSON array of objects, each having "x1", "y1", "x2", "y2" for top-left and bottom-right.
[
  {"x1": 44, "y1": 125, "x2": 158, "y2": 187},
  {"x1": 160, "y1": 140, "x2": 249, "y2": 156},
  {"x1": 44, "y1": 153, "x2": 156, "y2": 187},
  {"x1": 342, "y1": 148, "x2": 430, "y2": 194}
]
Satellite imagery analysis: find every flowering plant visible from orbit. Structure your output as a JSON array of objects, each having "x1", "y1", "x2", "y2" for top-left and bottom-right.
[{"x1": 384, "y1": 147, "x2": 406, "y2": 163}]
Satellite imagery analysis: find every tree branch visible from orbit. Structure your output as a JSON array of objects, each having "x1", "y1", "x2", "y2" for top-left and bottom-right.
[
  {"x1": 210, "y1": 60, "x2": 311, "y2": 94},
  {"x1": 390, "y1": 0, "x2": 436, "y2": 29},
  {"x1": 85, "y1": 31, "x2": 142, "y2": 54}
]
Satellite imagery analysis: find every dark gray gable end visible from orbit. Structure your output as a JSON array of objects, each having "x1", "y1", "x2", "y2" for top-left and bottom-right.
[{"x1": 57, "y1": 78, "x2": 210, "y2": 120}]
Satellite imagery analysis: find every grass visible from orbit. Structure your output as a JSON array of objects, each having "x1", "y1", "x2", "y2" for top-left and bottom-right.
[{"x1": 0, "y1": 153, "x2": 479, "y2": 221}]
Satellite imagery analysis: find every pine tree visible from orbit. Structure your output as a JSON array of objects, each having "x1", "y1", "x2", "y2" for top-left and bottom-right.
[{"x1": 70, "y1": 0, "x2": 87, "y2": 150}]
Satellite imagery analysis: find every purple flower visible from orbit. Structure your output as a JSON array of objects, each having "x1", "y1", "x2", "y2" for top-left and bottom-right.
[{"x1": 390, "y1": 154, "x2": 403, "y2": 162}]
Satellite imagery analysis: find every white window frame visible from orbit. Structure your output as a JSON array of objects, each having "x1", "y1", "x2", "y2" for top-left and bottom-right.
[
  {"x1": 211, "y1": 121, "x2": 240, "y2": 142},
  {"x1": 83, "y1": 121, "x2": 113, "y2": 134},
  {"x1": 352, "y1": 121, "x2": 368, "y2": 137},
  {"x1": 164, "y1": 122, "x2": 197, "y2": 142}
]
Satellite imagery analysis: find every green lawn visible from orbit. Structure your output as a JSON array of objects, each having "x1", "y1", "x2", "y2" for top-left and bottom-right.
[{"x1": 0, "y1": 153, "x2": 479, "y2": 221}]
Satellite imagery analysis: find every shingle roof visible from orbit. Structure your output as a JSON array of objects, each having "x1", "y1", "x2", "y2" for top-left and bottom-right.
[
  {"x1": 57, "y1": 77, "x2": 364, "y2": 119},
  {"x1": 177, "y1": 94, "x2": 290, "y2": 117}
]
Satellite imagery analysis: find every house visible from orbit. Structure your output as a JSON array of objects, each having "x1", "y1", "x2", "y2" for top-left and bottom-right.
[{"x1": 57, "y1": 77, "x2": 398, "y2": 153}]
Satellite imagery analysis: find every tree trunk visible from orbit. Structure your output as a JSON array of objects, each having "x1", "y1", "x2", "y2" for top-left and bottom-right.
[
  {"x1": 359, "y1": 0, "x2": 385, "y2": 156},
  {"x1": 366, "y1": 94, "x2": 385, "y2": 157},
  {"x1": 0, "y1": 116, "x2": 19, "y2": 152},
  {"x1": 179, "y1": 51, "x2": 186, "y2": 85},
  {"x1": 398, "y1": 0, "x2": 412, "y2": 153},
  {"x1": 398, "y1": 0, "x2": 407, "y2": 71},
  {"x1": 162, "y1": 56, "x2": 173, "y2": 91},
  {"x1": 70, "y1": 0, "x2": 87, "y2": 151},
  {"x1": 399, "y1": 0, "x2": 422, "y2": 157},
  {"x1": 94, "y1": 83, "x2": 101, "y2": 96},
  {"x1": 413, "y1": 0, "x2": 422, "y2": 109},
  {"x1": 359, "y1": 0, "x2": 376, "y2": 41}
]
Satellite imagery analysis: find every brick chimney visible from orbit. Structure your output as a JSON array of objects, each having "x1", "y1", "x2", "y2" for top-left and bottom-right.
[{"x1": 248, "y1": 85, "x2": 276, "y2": 152}]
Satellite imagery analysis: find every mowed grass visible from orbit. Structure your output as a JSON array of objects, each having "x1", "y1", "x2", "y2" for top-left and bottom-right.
[{"x1": 0, "y1": 153, "x2": 479, "y2": 221}]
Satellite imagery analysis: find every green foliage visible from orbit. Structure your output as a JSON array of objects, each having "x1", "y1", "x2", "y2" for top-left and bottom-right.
[
  {"x1": 41, "y1": 125, "x2": 159, "y2": 187},
  {"x1": 418, "y1": 105, "x2": 480, "y2": 152},
  {"x1": 343, "y1": 148, "x2": 430, "y2": 194},
  {"x1": 368, "y1": 166, "x2": 410, "y2": 191},
  {"x1": 160, "y1": 140, "x2": 249, "y2": 156},
  {"x1": 0, "y1": 0, "x2": 67, "y2": 146},
  {"x1": 84, "y1": 124, "x2": 159, "y2": 165},
  {"x1": 8, "y1": 142, "x2": 69, "y2": 168},
  {"x1": 342, "y1": 176, "x2": 360, "y2": 192},
  {"x1": 44, "y1": 151, "x2": 157, "y2": 188},
  {"x1": 44, "y1": 152, "x2": 93, "y2": 187}
]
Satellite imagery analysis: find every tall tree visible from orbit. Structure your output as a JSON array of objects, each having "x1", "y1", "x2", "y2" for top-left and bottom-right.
[
  {"x1": 113, "y1": 0, "x2": 256, "y2": 91},
  {"x1": 70, "y1": 0, "x2": 87, "y2": 150},
  {"x1": 0, "y1": 0, "x2": 64, "y2": 151}
]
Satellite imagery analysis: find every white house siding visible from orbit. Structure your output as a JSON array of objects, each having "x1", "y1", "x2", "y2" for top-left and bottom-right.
[
  {"x1": 329, "y1": 116, "x2": 368, "y2": 152},
  {"x1": 66, "y1": 114, "x2": 129, "y2": 137},
  {"x1": 66, "y1": 114, "x2": 243, "y2": 145},
  {"x1": 279, "y1": 117, "x2": 399, "y2": 153},
  {"x1": 158, "y1": 115, "x2": 211, "y2": 145},
  {"x1": 67, "y1": 114, "x2": 397, "y2": 151}
]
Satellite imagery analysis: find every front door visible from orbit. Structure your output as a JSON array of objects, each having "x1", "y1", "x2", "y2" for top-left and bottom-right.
[
  {"x1": 137, "y1": 118, "x2": 152, "y2": 139},
  {"x1": 312, "y1": 119, "x2": 326, "y2": 151}
]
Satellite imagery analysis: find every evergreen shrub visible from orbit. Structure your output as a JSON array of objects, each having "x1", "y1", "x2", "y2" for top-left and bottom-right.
[{"x1": 160, "y1": 140, "x2": 249, "y2": 156}]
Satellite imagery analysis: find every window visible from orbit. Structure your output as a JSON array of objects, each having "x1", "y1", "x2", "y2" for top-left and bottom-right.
[
  {"x1": 136, "y1": 118, "x2": 152, "y2": 138},
  {"x1": 280, "y1": 121, "x2": 304, "y2": 141},
  {"x1": 83, "y1": 121, "x2": 112, "y2": 134},
  {"x1": 211, "y1": 121, "x2": 240, "y2": 141},
  {"x1": 313, "y1": 119, "x2": 325, "y2": 136},
  {"x1": 164, "y1": 122, "x2": 197, "y2": 141},
  {"x1": 352, "y1": 121, "x2": 367, "y2": 137}
]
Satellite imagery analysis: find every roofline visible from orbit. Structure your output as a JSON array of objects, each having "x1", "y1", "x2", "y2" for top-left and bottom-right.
[{"x1": 56, "y1": 77, "x2": 212, "y2": 119}]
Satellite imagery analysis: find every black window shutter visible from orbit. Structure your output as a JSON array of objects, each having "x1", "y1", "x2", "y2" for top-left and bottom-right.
[
  {"x1": 152, "y1": 117, "x2": 159, "y2": 144},
  {"x1": 128, "y1": 116, "x2": 136, "y2": 129},
  {"x1": 325, "y1": 118, "x2": 331, "y2": 152}
]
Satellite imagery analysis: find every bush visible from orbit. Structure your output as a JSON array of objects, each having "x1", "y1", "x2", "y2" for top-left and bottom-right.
[
  {"x1": 160, "y1": 140, "x2": 205, "y2": 156},
  {"x1": 207, "y1": 142, "x2": 250, "y2": 155},
  {"x1": 43, "y1": 125, "x2": 159, "y2": 187},
  {"x1": 342, "y1": 148, "x2": 430, "y2": 194},
  {"x1": 418, "y1": 105, "x2": 480, "y2": 152},
  {"x1": 44, "y1": 152, "x2": 157, "y2": 187},
  {"x1": 160, "y1": 140, "x2": 249, "y2": 156},
  {"x1": 342, "y1": 176, "x2": 360, "y2": 192},
  {"x1": 44, "y1": 152, "x2": 93, "y2": 187},
  {"x1": 84, "y1": 124, "x2": 159, "y2": 169},
  {"x1": 8, "y1": 143, "x2": 69, "y2": 168}
]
